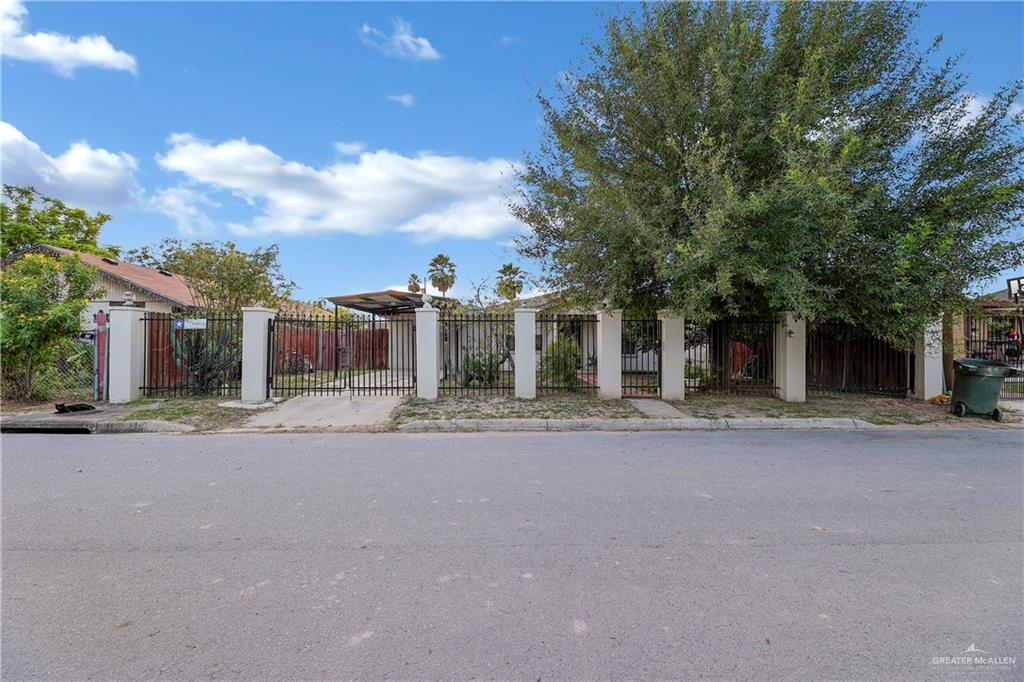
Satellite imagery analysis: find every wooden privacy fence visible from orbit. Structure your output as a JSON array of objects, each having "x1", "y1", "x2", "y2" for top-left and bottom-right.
[{"x1": 806, "y1": 322, "x2": 911, "y2": 396}]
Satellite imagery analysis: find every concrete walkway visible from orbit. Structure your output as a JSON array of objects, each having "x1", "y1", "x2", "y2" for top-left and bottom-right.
[
  {"x1": 398, "y1": 416, "x2": 878, "y2": 432},
  {"x1": 626, "y1": 398, "x2": 686, "y2": 418},
  {"x1": 244, "y1": 395, "x2": 401, "y2": 430}
]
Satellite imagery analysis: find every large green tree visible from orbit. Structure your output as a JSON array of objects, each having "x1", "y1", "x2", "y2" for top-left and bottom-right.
[
  {"x1": 0, "y1": 185, "x2": 119, "y2": 260},
  {"x1": 0, "y1": 252, "x2": 100, "y2": 399},
  {"x1": 124, "y1": 239, "x2": 295, "y2": 313},
  {"x1": 514, "y1": 2, "x2": 1024, "y2": 345}
]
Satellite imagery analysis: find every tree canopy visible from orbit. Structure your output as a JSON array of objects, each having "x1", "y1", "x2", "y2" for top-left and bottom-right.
[
  {"x1": 407, "y1": 273, "x2": 423, "y2": 293},
  {"x1": 124, "y1": 239, "x2": 295, "y2": 313},
  {"x1": 0, "y1": 185, "x2": 119, "y2": 260},
  {"x1": 428, "y1": 253, "x2": 457, "y2": 298},
  {"x1": 0, "y1": 252, "x2": 100, "y2": 399},
  {"x1": 495, "y1": 263, "x2": 527, "y2": 302},
  {"x1": 513, "y1": 1, "x2": 1024, "y2": 344}
]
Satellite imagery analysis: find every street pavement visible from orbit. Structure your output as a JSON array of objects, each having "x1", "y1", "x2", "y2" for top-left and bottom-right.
[{"x1": 2, "y1": 429, "x2": 1022, "y2": 680}]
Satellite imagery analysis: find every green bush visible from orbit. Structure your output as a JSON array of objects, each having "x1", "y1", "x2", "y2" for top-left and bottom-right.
[{"x1": 539, "y1": 338, "x2": 582, "y2": 389}]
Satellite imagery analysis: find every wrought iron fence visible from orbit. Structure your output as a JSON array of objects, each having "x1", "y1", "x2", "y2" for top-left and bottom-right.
[
  {"x1": 963, "y1": 312, "x2": 1024, "y2": 400},
  {"x1": 439, "y1": 313, "x2": 515, "y2": 394},
  {"x1": 807, "y1": 322, "x2": 911, "y2": 396},
  {"x1": 536, "y1": 315, "x2": 598, "y2": 393},
  {"x1": 141, "y1": 313, "x2": 242, "y2": 397},
  {"x1": 268, "y1": 312, "x2": 415, "y2": 397},
  {"x1": 684, "y1": 318, "x2": 776, "y2": 395},
  {"x1": 622, "y1": 318, "x2": 661, "y2": 397}
]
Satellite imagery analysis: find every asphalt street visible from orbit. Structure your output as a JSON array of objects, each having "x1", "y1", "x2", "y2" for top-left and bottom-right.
[{"x1": 2, "y1": 429, "x2": 1022, "y2": 680}]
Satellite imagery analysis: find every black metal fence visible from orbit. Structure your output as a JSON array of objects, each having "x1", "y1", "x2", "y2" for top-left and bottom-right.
[
  {"x1": 269, "y1": 313, "x2": 415, "y2": 396},
  {"x1": 622, "y1": 318, "x2": 661, "y2": 397},
  {"x1": 963, "y1": 312, "x2": 1023, "y2": 400},
  {"x1": 807, "y1": 322, "x2": 911, "y2": 396},
  {"x1": 142, "y1": 313, "x2": 242, "y2": 397},
  {"x1": 683, "y1": 318, "x2": 776, "y2": 395},
  {"x1": 439, "y1": 313, "x2": 514, "y2": 394},
  {"x1": 536, "y1": 315, "x2": 598, "y2": 393}
]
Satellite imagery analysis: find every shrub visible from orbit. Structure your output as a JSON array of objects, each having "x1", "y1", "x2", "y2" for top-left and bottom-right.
[
  {"x1": 539, "y1": 337, "x2": 582, "y2": 389},
  {"x1": 460, "y1": 349, "x2": 503, "y2": 387}
]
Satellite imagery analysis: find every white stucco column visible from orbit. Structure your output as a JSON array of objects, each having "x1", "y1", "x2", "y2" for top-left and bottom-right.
[
  {"x1": 596, "y1": 309, "x2": 623, "y2": 399},
  {"x1": 241, "y1": 306, "x2": 276, "y2": 403},
  {"x1": 774, "y1": 313, "x2": 807, "y2": 403},
  {"x1": 658, "y1": 311, "x2": 686, "y2": 400},
  {"x1": 415, "y1": 306, "x2": 439, "y2": 400},
  {"x1": 914, "y1": 319, "x2": 944, "y2": 400},
  {"x1": 108, "y1": 306, "x2": 146, "y2": 403},
  {"x1": 514, "y1": 308, "x2": 537, "y2": 399}
]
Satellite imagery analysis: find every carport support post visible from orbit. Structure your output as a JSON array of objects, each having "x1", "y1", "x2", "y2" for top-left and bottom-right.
[
  {"x1": 596, "y1": 309, "x2": 623, "y2": 399},
  {"x1": 914, "y1": 319, "x2": 943, "y2": 400},
  {"x1": 415, "y1": 306, "x2": 439, "y2": 400},
  {"x1": 774, "y1": 313, "x2": 807, "y2": 403},
  {"x1": 514, "y1": 308, "x2": 536, "y2": 399},
  {"x1": 242, "y1": 306, "x2": 276, "y2": 403},
  {"x1": 108, "y1": 306, "x2": 146, "y2": 404},
  {"x1": 658, "y1": 311, "x2": 685, "y2": 400}
]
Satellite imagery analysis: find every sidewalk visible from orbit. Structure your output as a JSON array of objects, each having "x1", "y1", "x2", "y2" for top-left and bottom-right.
[{"x1": 398, "y1": 417, "x2": 878, "y2": 432}]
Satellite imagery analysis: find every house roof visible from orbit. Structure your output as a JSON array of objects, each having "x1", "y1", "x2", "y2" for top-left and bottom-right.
[{"x1": 1, "y1": 244, "x2": 198, "y2": 309}]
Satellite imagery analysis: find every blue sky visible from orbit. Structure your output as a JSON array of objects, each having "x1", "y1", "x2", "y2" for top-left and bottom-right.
[{"x1": 2, "y1": 1, "x2": 1022, "y2": 301}]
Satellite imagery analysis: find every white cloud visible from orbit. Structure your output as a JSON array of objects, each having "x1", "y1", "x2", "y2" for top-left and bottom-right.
[
  {"x1": 151, "y1": 187, "x2": 218, "y2": 236},
  {"x1": 499, "y1": 35, "x2": 520, "y2": 46},
  {"x1": 387, "y1": 93, "x2": 415, "y2": 108},
  {"x1": 360, "y1": 18, "x2": 441, "y2": 61},
  {"x1": 334, "y1": 141, "x2": 366, "y2": 156},
  {"x1": 0, "y1": 121, "x2": 142, "y2": 209},
  {"x1": 0, "y1": 0, "x2": 137, "y2": 77},
  {"x1": 155, "y1": 132, "x2": 522, "y2": 242}
]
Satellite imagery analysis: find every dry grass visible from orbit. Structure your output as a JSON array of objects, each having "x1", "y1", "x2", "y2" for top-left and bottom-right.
[
  {"x1": 390, "y1": 393, "x2": 642, "y2": 424},
  {"x1": 670, "y1": 393, "x2": 1023, "y2": 426},
  {"x1": 118, "y1": 398, "x2": 269, "y2": 432}
]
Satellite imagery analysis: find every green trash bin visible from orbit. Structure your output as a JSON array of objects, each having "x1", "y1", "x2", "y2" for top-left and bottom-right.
[{"x1": 951, "y1": 358, "x2": 1022, "y2": 422}]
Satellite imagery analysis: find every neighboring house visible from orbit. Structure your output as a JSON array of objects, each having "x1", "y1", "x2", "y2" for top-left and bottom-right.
[{"x1": 0, "y1": 244, "x2": 198, "y2": 325}]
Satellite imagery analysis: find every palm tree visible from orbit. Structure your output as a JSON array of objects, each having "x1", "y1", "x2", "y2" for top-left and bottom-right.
[
  {"x1": 407, "y1": 273, "x2": 422, "y2": 293},
  {"x1": 427, "y1": 254, "x2": 456, "y2": 298},
  {"x1": 495, "y1": 263, "x2": 526, "y2": 302}
]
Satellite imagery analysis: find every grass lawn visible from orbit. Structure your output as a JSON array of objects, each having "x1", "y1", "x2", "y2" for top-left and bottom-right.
[
  {"x1": 390, "y1": 393, "x2": 643, "y2": 424},
  {"x1": 118, "y1": 398, "x2": 270, "y2": 432},
  {"x1": 670, "y1": 393, "x2": 1024, "y2": 425}
]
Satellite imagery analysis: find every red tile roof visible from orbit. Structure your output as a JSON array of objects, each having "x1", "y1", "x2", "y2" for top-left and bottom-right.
[{"x1": 3, "y1": 245, "x2": 198, "y2": 309}]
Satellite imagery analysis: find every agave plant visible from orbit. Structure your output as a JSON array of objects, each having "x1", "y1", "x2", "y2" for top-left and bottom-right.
[{"x1": 172, "y1": 321, "x2": 242, "y2": 395}]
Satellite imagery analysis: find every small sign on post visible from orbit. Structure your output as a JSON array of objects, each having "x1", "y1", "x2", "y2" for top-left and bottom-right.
[{"x1": 175, "y1": 318, "x2": 208, "y2": 330}]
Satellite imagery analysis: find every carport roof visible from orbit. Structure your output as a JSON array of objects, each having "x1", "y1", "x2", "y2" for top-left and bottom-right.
[{"x1": 326, "y1": 289, "x2": 427, "y2": 314}]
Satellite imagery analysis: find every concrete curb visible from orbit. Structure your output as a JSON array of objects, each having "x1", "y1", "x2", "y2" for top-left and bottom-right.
[
  {"x1": 396, "y1": 417, "x2": 878, "y2": 433},
  {"x1": 1, "y1": 418, "x2": 193, "y2": 434}
]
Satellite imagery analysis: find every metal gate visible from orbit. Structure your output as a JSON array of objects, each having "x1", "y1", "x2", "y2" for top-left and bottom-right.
[
  {"x1": 683, "y1": 318, "x2": 776, "y2": 395},
  {"x1": 268, "y1": 313, "x2": 415, "y2": 396},
  {"x1": 963, "y1": 311, "x2": 1023, "y2": 400},
  {"x1": 806, "y1": 322, "x2": 911, "y2": 396},
  {"x1": 622, "y1": 318, "x2": 661, "y2": 397}
]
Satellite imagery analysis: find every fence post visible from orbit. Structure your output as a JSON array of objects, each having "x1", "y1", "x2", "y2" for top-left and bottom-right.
[
  {"x1": 596, "y1": 309, "x2": 623, "y2": 399},
  {"x1": 774, "y1": 312, "x2": 807, "y2": 403},
  {"x1": 658, "y1": 311, "x2": 685, "y2": 400},
  {"x1": 242, "y1": 306, "x2": 276, "y2": 403},
  {"x1": 914, "y1": 319, "x2": 943, "y2": 400},
  {"x1": 514, "y1": 308, "x2": 537, "y2": 399},
  {"x1": 415, "y1": 306, "x2": 439, "y2": 400},
  {"x1": 108, "y1": 306, "x2": 146, "y2": 403}
]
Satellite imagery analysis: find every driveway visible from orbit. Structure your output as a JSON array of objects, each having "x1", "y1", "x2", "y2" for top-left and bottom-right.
[
  {"x1": 2, "y1": 430, "x2": 1021, "y2": 679},
  {"x1": 244, "y1": 395, "x2": 401, "y2": 430}
]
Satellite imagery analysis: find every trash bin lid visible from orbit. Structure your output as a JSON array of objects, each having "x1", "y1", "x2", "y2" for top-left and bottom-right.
[{"x1": 953, "y1": 357, "x2": 1015, "y2": 377}]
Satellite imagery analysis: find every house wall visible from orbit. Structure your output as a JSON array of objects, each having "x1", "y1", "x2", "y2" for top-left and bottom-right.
[{"x1": 83, "y1": 275, "x2": 177, "y2": 329}]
